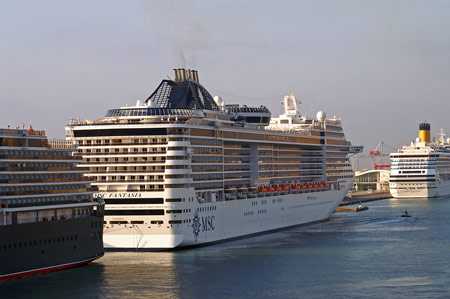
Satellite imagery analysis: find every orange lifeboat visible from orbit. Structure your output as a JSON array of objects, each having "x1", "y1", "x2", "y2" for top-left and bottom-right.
[
  {"x1": 282, "y1": 185, "x2": 289, "y2": 191},
  {"x1": 268, "y1": 186, "x2": 275, "y2": 192},
  {"x1": 276, "y1": 186, "x2": 283, "y2": 192},
  {"x1": 258, "y1": 187, "x2": 267, "y2": 193}
]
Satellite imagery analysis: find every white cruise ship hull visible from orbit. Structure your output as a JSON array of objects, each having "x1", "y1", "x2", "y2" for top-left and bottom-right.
[
  {"x1": 390, "y1": 180, "x2": 450, "y2": 198},
  {"x1": 102, "y1": 180, "x2": 351, "y2": 249},
  {"x1": 389, "y1": 123, "x2": 450, "y2": 199},
  {"x1": 67, "y1": 68, "x2": 357, "y2": 250}
]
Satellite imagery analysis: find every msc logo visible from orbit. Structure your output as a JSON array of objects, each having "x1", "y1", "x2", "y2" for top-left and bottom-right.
[
  {"x1": 192, "y1": 212, "x2": 201, "y2": 241},
  {"x1": 201, "y1": 215, "x2": 215, "y2": 232},
  {"x1": 192, "y1": 213, "x2": 216, "y2": 242}
]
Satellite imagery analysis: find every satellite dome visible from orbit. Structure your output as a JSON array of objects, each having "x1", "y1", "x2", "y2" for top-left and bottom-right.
[
  {"x1": 416, "y1": 137, "x2": 422, "y2": 143},
  {"x1": 316, "y1": 111, "x2": 326, "y2": 122},
  {"x1": 213, "y1": 96, "x2": 224, "y2": 106}
]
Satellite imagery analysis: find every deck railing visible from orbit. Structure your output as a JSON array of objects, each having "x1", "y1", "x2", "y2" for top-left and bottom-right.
[{"x1": 48, "y1": 139, "x2": 76, "y2": 149}]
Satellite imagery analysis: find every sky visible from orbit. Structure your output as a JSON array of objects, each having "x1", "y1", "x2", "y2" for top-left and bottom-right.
[{"x1": 1, "y1": 0, "x2": 450, "y2": 164}]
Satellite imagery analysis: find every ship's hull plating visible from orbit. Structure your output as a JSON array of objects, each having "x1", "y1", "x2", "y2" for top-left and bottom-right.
[
  {"x1": 0, "y1": 216, "x2": 104, "y2": 280},
  {"x1": 390, "y1": 180, "x2": 450, "y2": 198},
  {"x1": 103, "y1": 180, "x2": 351, "y2": 249}
]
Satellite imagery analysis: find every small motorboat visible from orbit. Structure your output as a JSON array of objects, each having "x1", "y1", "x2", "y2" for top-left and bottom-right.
[{"x1": 401, "y1": 211, "x2": 411, "y2": 217}]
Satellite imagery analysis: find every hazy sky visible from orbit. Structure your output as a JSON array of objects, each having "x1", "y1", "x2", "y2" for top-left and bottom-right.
[{"x1": 2, "y1": 0, "x2": 450, "y2": 161}]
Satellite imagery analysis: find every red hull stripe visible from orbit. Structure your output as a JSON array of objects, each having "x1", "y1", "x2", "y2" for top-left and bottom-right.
[{"x1": 0, "y1": 257, "x2": 100, "y2": 281}]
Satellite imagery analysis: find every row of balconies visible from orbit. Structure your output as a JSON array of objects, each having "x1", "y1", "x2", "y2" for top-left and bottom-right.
[
  {"x1": 76, "y1": 139, "x2": 167, "y2": 146},
  {"x1": 0, "y1": 166, "x2": 76, "y2": 172},
  {"x1": 0, "y1": 188, "x2": 91, "y2": 197},
  {"x1": 0, "y1": 154, "x2": 72, "y2": 160},
  {"x1": 79, "y1": 150, "x2": 167, "y2": 156},
  {"x1": 86, "y1": 169, "x2": 164, "y2": 174},
  {"x1": 94, "y1": 179, "x2": 164, "y2": 183},
  {"x1": 259, "y1": 167, "x2": 323, "y2": 171},
  {"x1": 258, "y1": 160, "x2": 322, "y2": 164}
]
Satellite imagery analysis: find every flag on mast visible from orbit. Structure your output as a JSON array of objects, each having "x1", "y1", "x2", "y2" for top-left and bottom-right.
[{"x1": 29, "y1": 121, "x2": 34, "y2": 133}]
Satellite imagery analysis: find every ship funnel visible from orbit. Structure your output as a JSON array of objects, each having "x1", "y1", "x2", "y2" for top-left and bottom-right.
[
  {"x1": 180, "y1": 68, "x2": 186, "y2": 81},
  {"x1": 173, "y1": 68, "x2": 200, "y2": 83},
  {"x1": 173, "y1": 69, "x2": 180, "y2": 82},
  {"x1": 189, "y1": 70, "x2": 196, "y2": 82},
  {"x1": 193, "y1": 70, "x2": 199, "y2": 82},
  {"x1": 419, "y1": 122, "x2": 431, "y2": 143}
]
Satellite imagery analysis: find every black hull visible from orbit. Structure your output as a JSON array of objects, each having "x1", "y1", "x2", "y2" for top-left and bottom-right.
[{"x1": 0, "y1": 216, "x2": 104, "y2": 280}]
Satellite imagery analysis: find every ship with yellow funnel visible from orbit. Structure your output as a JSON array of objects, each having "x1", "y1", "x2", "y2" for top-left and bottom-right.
[{"x1": 389, "y1": 123, "x2": 450, "y2": 198}]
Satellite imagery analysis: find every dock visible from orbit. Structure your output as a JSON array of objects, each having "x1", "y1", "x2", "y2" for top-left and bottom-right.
[
  {"x1": 334, "y1": 191, "x2": 391, "y2": 213},
  {"x1": 340, "y1": 191, "x2": 391, "y2": 206}
]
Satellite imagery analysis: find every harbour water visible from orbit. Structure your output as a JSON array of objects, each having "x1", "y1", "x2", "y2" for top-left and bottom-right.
[{"x1": 2, "y1": 197, "x2": 450, "y2": 298}]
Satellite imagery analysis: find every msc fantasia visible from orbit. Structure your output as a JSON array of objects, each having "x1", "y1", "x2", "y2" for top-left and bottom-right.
[
  {"x1": 66, "y1": 68, "x2": 356, "y2": 249},
  {"x1": 0, "y1": 128, "x2": 104, "y2": 280},
  {"x1": 390, "y1": 123, "x2": 450, "y2": 198}
]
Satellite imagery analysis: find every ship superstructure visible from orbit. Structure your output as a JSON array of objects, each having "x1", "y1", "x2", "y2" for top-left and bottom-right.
[
  {"x1": 66, "y1": 68, "x2": 355, "y2": 249},
  {"x1": 0, "y1": 128, "x2": 104, "y2": 280},
  {"x1": 390, "y1": 123, "x2": 450, "y2": 198}
]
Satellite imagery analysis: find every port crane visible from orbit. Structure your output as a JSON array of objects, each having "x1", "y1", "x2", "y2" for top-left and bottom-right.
[{"x1": 352, "y1": 141, "x2": 396, "y2": 170}]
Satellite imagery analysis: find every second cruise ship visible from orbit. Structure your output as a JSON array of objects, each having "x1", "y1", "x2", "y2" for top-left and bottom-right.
[
  {"x1": 0, "y1": 128, "x2": 104, "y2": 280},
  {"x1": 390, "y1": 123, "x2": 450, "y2": 198},
  {"x1": 66, "y1": 68, "x2": 355, "y2": 249}
]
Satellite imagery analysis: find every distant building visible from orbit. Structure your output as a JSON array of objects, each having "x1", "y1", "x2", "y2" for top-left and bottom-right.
[{"x1": 353, "y1": 169, "x2": 390, "y2": 192}]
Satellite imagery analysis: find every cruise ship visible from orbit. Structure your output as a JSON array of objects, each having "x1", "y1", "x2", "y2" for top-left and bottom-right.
[
  {"x1": 390, "y1": 123, "x2": 450, "y2": 198},
  {"x1": 66, "y1": 68, "x2": 355, "y2": 249},
  {"x1": 0, "y1": 128, "x2": 104, "y2": 280}
]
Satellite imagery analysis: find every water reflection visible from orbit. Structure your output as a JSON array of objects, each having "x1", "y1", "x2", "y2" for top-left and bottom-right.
[
  {"x1": 96, "y1": 252, "x2": 179, "y2": 299},
  {"x1": 2, "y1": 197, "x2": 450, "y2": 298},
  {"x1": 1, "y1": 261, "x2": 106, "y2": 299}
]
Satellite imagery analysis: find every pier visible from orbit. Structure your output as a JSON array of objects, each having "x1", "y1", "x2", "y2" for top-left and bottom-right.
[
  {"x1": 340, "y1": 191, "x2": 391, "y2": 206},
  {"x1": 335, "y1": 191, "x2": 391, "y2": 213}
]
